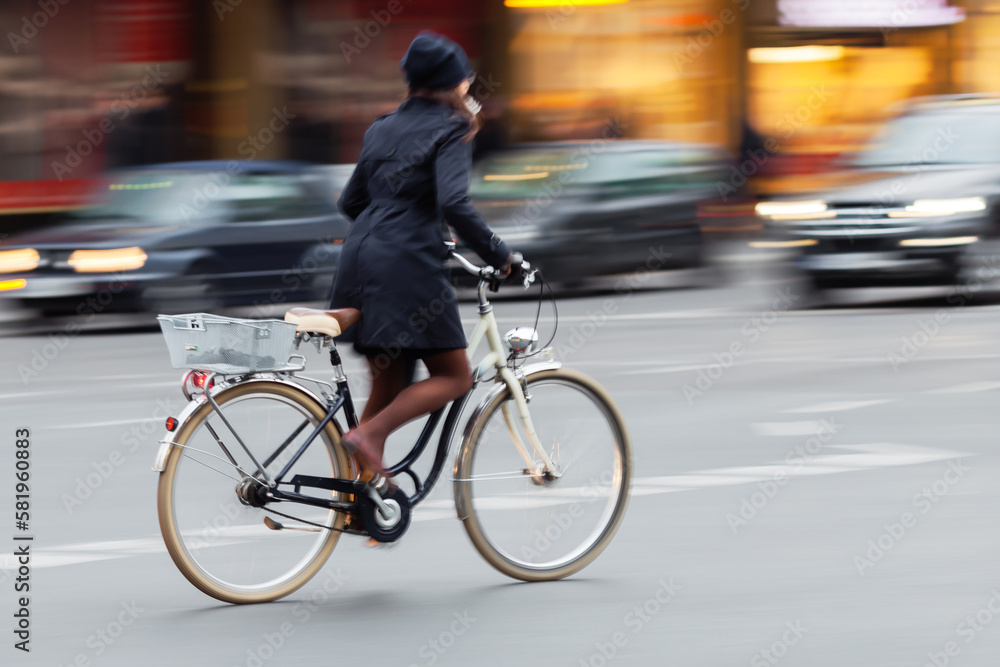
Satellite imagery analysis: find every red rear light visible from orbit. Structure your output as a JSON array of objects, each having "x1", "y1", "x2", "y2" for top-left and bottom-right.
[
  {"x1": 181, "y1": 370, "x2": 214, "y2": 400},
  {"x1": 165, "y1": 417, "x2": 178, "y2": 431}
]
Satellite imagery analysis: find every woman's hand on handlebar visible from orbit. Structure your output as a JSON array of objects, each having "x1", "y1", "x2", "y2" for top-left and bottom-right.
[{"x1": 499, "y1": 252, "x2": 524, "y2": 279}]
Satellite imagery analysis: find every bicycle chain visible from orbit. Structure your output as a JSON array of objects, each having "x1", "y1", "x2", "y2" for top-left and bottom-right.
[{"x1": 262, "y1": 505, "x2": 367, "y2": 536}]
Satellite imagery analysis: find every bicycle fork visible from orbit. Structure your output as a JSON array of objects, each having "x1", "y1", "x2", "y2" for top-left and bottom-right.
[{"x1": 468, "y1": 306, "x2": 559, "y2": 477}]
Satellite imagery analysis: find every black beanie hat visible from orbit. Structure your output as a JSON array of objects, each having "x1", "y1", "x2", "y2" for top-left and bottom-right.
[{"x1": 400, "y1": 32, "x2": 473, "y2": 91}]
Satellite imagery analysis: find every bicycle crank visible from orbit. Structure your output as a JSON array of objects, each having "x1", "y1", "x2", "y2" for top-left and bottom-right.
[{"x1": 358, "y1": 481, "x2": 411, "y2": 543}]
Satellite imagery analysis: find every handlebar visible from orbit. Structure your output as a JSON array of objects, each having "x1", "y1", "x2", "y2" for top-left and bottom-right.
[{"x1": 446, "y1": 243, "x2": 537, "y2": 291}]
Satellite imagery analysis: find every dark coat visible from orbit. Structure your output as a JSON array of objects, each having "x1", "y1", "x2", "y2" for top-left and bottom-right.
[{"x1": 330, "y1": 96, "x2": 511, "y2": 355}]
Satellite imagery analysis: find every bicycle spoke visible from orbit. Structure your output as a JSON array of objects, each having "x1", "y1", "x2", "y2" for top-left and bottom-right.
[
  {"x1": 262, "y1": 419, "x2": 310, "y2": 468},
  {"x1": 204, "y1": 420, "x2": 239, "y2": 467},
  {"x1": 160, "y1": 383, "x2": 347, "y2": 603},
  {"x1": 179, "y1": 452, "x2": 244, "y2": 483},
  {"x1": 454, "y1": 470, "x2": 542, "y2": 482},
  {"x1": 456, "y1": 372, "x2": 631, "y2": 581},
  {"x1": 175, "y1": 442, "x2": 256, "y2": 480}
]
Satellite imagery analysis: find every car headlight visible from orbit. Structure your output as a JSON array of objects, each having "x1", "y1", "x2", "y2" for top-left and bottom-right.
[
  {"x1": 755, "y1": 200, "x2": 830, "y2": 219},
  {"x1": 0, "y1": 248, "x2": 40, "y2": 273},
  {"x1": 897, "y1": 197, "x2": 987, "y2": 217},
  {"x1": 67, "y1": 247, "x2": 147, "y2": 273}
]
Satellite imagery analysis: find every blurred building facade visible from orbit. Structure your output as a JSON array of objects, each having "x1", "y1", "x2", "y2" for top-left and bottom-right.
[{"x1": 0, "y1": 0, "x2": 997, "y2": 223}]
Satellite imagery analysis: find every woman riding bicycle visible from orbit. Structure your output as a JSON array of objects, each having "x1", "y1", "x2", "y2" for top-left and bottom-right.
[{"x1": 331, "y1": 31, "x2": 519, "y2": 476}]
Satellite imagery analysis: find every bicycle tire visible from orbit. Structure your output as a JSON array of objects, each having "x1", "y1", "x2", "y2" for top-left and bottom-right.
[
  {"x1": 157, "y1": 380, "x2": 351, "y2": 604},
  {"x1": 454, "y1": 367, "x2": 632, "y2": 582}
]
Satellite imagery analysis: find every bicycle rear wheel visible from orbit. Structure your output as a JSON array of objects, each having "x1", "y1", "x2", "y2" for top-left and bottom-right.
[
  {"x1": 157, "y1": 380, "x2": 352, "y2": 604},
  {"x1": 454, "y1": 367, "x2": 632, "y2": 581}
]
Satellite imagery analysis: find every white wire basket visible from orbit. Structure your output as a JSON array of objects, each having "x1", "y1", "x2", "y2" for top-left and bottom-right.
[{"x1": 157, "y1": 313, "x2": 302, "y2": 374}]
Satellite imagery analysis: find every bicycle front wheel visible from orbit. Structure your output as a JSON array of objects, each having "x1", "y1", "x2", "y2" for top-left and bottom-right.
[
  {"x1": 157, "y1": 381, "x2": 352, "y2": 604},
  {"x1": 455, "y1": 367, "x2": 632, "y2": 581}
]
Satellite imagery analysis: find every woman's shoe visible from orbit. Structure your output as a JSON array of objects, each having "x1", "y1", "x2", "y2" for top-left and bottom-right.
[{"x1": 342, "y1": 428, "x2": 387, "y2": 477}]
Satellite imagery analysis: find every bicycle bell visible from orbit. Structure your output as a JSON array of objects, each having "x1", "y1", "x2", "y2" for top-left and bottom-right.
[{"x1": 504, "y1": 327, "x2": 538, "y2": 355}]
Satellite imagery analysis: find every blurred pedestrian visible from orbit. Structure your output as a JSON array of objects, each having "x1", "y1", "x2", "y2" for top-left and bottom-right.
[{"x1": 330, "y1": 31, "x2": 519, "y2": 477}]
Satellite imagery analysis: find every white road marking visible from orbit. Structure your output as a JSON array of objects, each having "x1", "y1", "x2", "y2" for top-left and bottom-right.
[
  {"x1": 0, "y1": 442, "x2": 968, "y2": 571},
  {"x1": 0, "y1": 551, "x2": 131, "y2": 569},
  {"x1": 616, "y1": 357, "x2": 894, "y2": 376},
  {"x1": 619, "y1": 363, "x2": 721, "y2": 376},
  {"x1": 752, "y1": 421, "x2": 834, "y2": 436},
  {"x1": 47, "y1": 418, "x2": 148, "y2": 430},
  {"x1": 927, "y1": 381, "x2": 1000, "y2": 394},
  {"x1": 633, "y1": 443, "x2": 966, "y2": 491},
  {"x1": 0, "y1": 390, "x2": 69, "y2": 400},
  {"x1": 782, "y1": 399, "x2": 893, "y2": 413}
]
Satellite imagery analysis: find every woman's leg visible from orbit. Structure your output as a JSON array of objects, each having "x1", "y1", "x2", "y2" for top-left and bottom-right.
[
  {"x1": 360, "y1": 356, "x2": 412, "y2": 424},
  {"x1": 347, "y1": 349, "x2": 472, "y2": 471}
]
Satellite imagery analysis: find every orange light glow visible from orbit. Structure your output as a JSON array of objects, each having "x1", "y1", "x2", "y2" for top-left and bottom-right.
[
  {"x1": 0, "y1": 279, "x2": 27, "y2": 291},
  {"x1": 505, "y1": 0, "x2": 627, "y2": 7}
]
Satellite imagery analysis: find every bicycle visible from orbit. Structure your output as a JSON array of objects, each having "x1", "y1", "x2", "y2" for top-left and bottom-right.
[{"x1": 152, "y1": 247, "x2": 632, "y2": 604}]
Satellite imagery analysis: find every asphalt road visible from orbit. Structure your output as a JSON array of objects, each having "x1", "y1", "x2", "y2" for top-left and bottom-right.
[{"x1": 3, "y1": 259, "x2": 1000, "y2": 667}]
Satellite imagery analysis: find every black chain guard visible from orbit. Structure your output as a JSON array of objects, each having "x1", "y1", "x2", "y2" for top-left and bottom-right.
[{"x1": 358, "y1": 485, "x2": 411, "y2": 543}]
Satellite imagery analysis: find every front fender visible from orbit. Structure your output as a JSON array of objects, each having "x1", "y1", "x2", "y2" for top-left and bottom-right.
[{"x1": 452, "y1": 360, "x2": 561, "y2": 520}]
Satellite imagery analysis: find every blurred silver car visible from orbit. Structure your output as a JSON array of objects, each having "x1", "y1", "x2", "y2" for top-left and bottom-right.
[{"x1": 757, "y1": 95, "x2": 1000, "y2": 291}]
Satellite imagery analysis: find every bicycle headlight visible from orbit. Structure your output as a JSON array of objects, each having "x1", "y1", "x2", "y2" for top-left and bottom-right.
[{"x1": 504, "y1": 327, "x2": 538, "y2": 355}]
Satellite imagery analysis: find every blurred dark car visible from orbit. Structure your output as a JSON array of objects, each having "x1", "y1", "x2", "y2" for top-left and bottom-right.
[
  {"x1": 457, "y1": 141, "x2": 731, "y2": 285},
  {"x1": 0, "y1": 161, "x2": 349, "y2": 316},
  {"x1": 757, "y1": 95, "x2": 1000, "y2": 291}
]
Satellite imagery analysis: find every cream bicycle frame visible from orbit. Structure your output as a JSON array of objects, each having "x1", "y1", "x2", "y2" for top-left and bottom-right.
[{"x1": 455, "y1": 252, "x2": 557, "y2": 476}]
